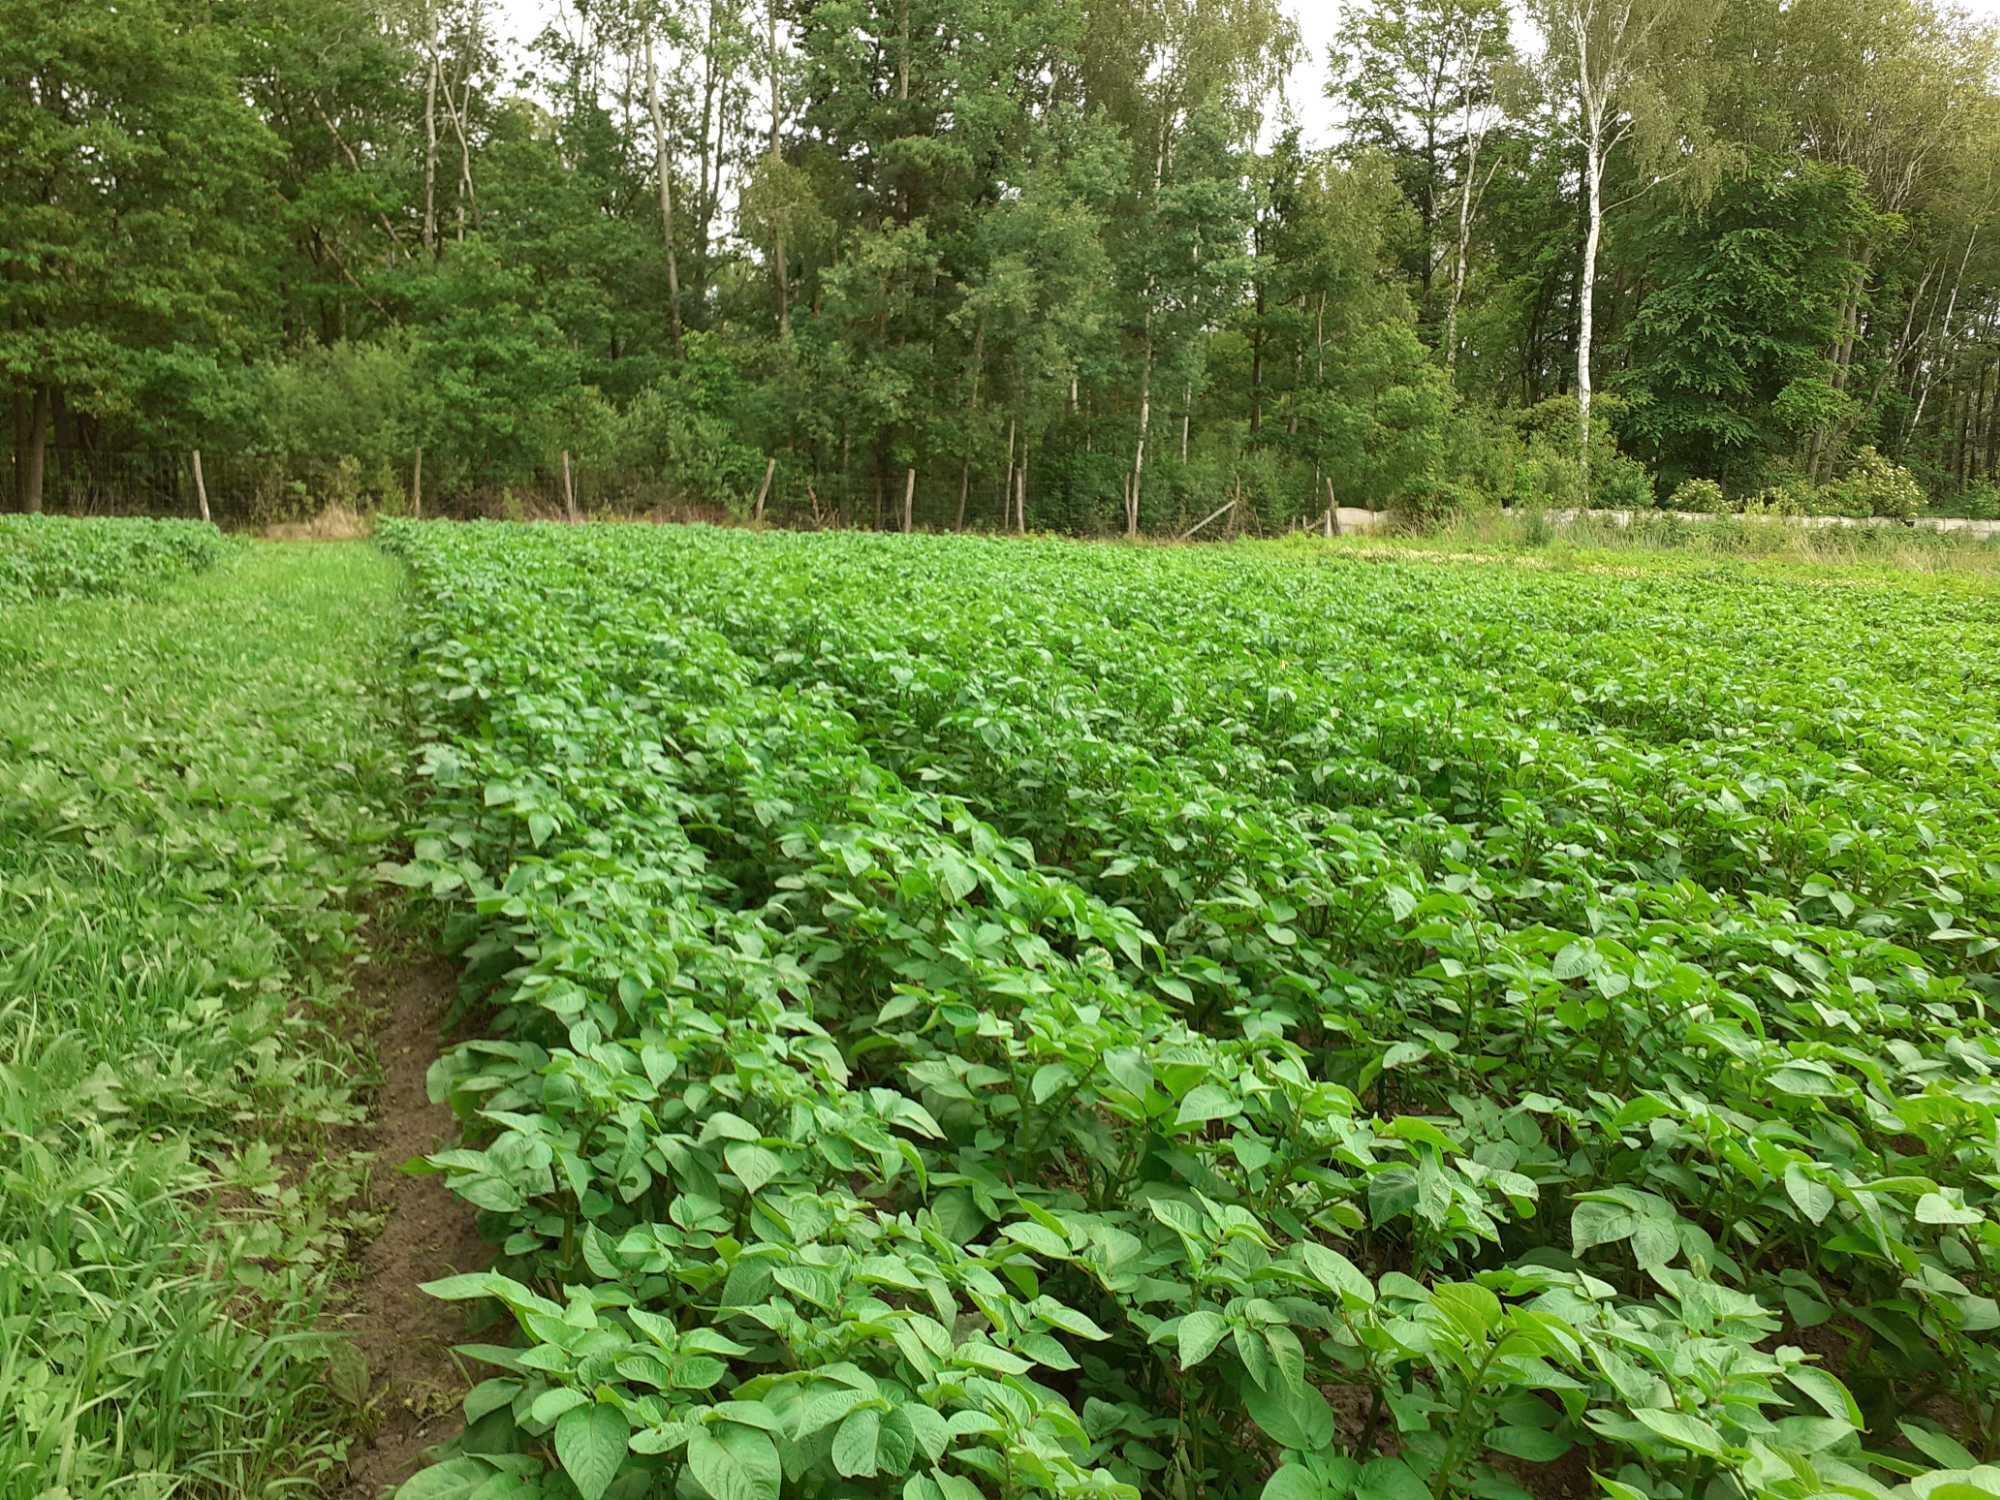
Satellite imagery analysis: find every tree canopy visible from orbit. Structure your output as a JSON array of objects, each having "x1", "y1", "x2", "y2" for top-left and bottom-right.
[{"x1": 5, "y1": 0, "x2": 1998, "y2": 523}]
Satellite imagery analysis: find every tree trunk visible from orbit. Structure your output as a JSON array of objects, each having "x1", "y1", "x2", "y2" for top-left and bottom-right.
[
  {"x1": 412, "y1": 447, "x2": 423, "y2": 518},
  {"x1": 447, "y1": 77, "x2": 475, "y2": 242},
  {"x1": 16, "y1": 387, "x2": 48, "y2": 513},
  {"x1": 1250, "y1": 278, "x2": 1266, "y2": 435},
  {"x1": 562, "y1": 449, "x2": 579, "y2": 522},
  {"x1": 422, "y1": 51, "x2": 440, "y2": 258},
  {"x1": 645, "y1": 39, "x2": 685, "y2": 346},
  {"x1": 1315, "y1": 290, "x2": 1327, "y2": 385},
  {"x1": 768, "y1": 2, "x2": 789, "y2": 338},
  {"x1": 191, "y1": 449, "x2": 211, "y2": 523},
  {"x1": 1130, "y1": 322, "x2": 1153, "y2": 538},
  {"x1": 1002, "y1": 415, "x2": 1015, "y2": 525},
  {"x1": 898, "y1": 0, "x2": 911, "y2": 101},
  {"x1": 696, "y1": 1, "x2": 718, "y2": 292},
  {"x1": 1445, "y1": 131, "x2": 1483, "y2": 372},
  {"x1": 1576, "y1": 140, "x2": 1604, "y2": 491}
]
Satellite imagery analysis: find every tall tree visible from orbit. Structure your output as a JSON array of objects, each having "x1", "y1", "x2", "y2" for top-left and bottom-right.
[
  {"x1": 0, "y1": 0, "x2": 279, "y2": 510},
  {"x1": 1531, "y1": 0, "x2": 1721, "y2": 485},
  {"x1": 1329, "y1": 0, "x2": 1512, "y2": 343}
]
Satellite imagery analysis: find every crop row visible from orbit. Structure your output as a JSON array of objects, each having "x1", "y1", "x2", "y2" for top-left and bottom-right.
[
  {"x1": 382, "y1": 524, "x2": 2000, "y2": 1500},
  {"x1": 0, "y1": 514, "x2": 236, "y2": 601}
]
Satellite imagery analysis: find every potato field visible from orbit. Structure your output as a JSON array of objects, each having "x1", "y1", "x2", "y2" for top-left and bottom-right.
[
  {"x1": 378, "y1": 523, "x2": 2000, "y2": 1500},
  {"x1": 5, "y1": 517, "x2": 2000, "y2": 1500}
]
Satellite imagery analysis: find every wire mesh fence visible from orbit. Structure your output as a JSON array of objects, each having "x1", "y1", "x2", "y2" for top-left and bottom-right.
[{"x1": 6, "y1": 444, "x2": 1348, "y2": 538}]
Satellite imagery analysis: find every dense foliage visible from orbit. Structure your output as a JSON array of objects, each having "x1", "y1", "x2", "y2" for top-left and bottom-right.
[
  {"x1": 384, "y1": 521, "x2": 2000, "y2": 1500},
  {"x1": 0, "y1": 515, "x2": 234, "y2": 601},
  {"x1": 0, "y1": 537, "x2": 405, "y2": 1494},
  {"x1": 6, "y1": 0, "x2": 2000, "y2": 526}
]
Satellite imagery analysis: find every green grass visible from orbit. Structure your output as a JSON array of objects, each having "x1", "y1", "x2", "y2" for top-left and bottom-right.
[
  {"x1": 0, "y1": 541, "x2": 405, "y2": 1498},
  {"x1": 1326, "y1": 506, "x2": 2000, "y2": 574}
]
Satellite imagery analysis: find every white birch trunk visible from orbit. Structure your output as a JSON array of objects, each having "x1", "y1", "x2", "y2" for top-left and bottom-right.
[{"x1": 645, "y1": 39, "x2": 685, "y2": 344}]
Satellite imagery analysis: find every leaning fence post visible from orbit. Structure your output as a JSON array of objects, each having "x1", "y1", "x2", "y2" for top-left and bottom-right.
[
  {"x1": 754, "y1": 456, "x2": 776, "y2": 524},
  {"x1": 411, "y1": 447, "x2": 424, "y2": 518},
  {"x1": 561, "y1": 449, "x2": 579, "y2": 523},
  {"x1": 191, "y1": 449, "x2": 212, "y2": 523}
]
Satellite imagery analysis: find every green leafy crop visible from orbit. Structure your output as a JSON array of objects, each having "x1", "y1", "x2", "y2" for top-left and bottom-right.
[
  {"x1": 0, "y1": 514, "x2": 235, "y2": 602},
  {"x1": 380, "y1": 522, "x2": 2000, "y2": 1500}
]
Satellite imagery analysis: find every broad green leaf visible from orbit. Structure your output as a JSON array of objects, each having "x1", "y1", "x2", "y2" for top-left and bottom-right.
[
  {"x1": 833, "y1": 1407, "x2": 884, "y2": 1478},
  {"x1": 1784, "y1": 1164, "x2": 1835, "y2": 1226},
  {"x1": 686, "y1": 1424, "x2": 782, "y2": 1500},
  {"x1": 1631, "y1": 1409, "x2": 1725, "y2": 1457},
  {"x1": 1177, "y1": 1310, "x2": 1229, "y2": 1369},
  {"x1": 724, "y1": 1142, "x2": 783, "y2": 1196},
  {"x1": 1263, "y1": 1464, "x2": 1332, "y2": 1500},
  {"x1": 1174, "y1": 1084, "x2": 1241, "y2": 1129},
  {"x1": 1355, "y1": 1457, "x2": 1429, "y2": 1500},
  {"x1": 1571, "y1": 1201, "x2": 1637, "y2": 1256},
  {"x1": 1243, "y1": 1377, "x2": 1334, "y2": 1452},
  {"x1": 554, "y1": 1404, "x2": 629, "y2": 1500}
]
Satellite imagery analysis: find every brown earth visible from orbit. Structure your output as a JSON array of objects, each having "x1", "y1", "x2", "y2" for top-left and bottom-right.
[{"x1": 339, "y1": 945, "x2": 492, "y2": 1499}]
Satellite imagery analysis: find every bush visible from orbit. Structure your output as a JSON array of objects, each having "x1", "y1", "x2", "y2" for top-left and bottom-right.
[
  {"x1": 1669, "y1": 478, "x2": 1730, "y2": 514},
  {"x1": 1834, "y1": 446, "x2": 1922, "y2": 520},
  {"x1": 1743, "y1": 478, "x2": 1815, "y2": 518},
  {"x1": 1595, "y1": 454, "x2": 1656, "y2": 512},
  {"x1": 1391, "y1": 479, "x2": 1487, "y2": 533}
]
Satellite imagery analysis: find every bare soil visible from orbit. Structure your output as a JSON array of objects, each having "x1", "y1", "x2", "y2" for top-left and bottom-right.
[{"x1": 340, "y1": 946, "x2": 492, "y2": 1498}]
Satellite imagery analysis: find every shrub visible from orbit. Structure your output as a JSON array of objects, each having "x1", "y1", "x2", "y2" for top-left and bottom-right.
[
  {"x1": 1391, "y1": 479, "x2": 1487, "y2": 533},
  {"x1": 1595, "y1": 454, "x2": 1656, "y2": 512},
  {"x1": 1669, "y1": 478, "x2": 1729, "y2": 514},
  {"x1": 1836, "y1": 446, "x2": 1923, "y2": 520},
  {"x1": 1925, "y1": 481, "x2": 1999, "y2": 522},
  {"x1": 1743, "y1": 478, "x2": 1815, "y2": 518}
]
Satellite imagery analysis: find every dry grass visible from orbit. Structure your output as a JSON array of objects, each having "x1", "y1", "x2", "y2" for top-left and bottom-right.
[{"x1": 262, "y1": 502, "x2": 373, "y2": 542}]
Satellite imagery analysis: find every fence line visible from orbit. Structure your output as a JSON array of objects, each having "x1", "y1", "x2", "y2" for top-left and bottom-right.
[
  {"x1": 5, "y1": 445, "x2": 1315, "y2": 537},
  {"x1": 21, "y1": 446, "x2": 1994, "y2": 541}
]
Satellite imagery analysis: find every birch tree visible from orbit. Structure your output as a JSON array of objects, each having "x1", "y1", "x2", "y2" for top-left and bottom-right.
[
  {"x1": 1330, "y1": 0, "x2": 1512, "y2": 347},
  {"x1": 1532, "y1": 0, "x2": 1720, "y2": 485}
]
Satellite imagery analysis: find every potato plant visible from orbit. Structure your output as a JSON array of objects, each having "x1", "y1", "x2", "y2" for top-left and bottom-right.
[
  {"x1": 0, "y1": 513, "x2": 233, "y2": 601},
  {"x1": 380, "y1": 524, "x2": 2000, "y2": 1500}
]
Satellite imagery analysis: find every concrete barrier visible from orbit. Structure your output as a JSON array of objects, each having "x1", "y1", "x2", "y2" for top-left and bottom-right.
[{"x1": 1322, "y1": 506, "x2": 2000, "y2": 541}]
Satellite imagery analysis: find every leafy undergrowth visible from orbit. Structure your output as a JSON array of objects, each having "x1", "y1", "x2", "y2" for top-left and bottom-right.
[
  {"x1": 0, "y1": 513, "x2": 237, "y2": 602},
  {"x1": 0, "y1": 539, "x2": 405, "y2": 1496},
  {"x1": 381, "y1": 522, "x2": 2000, "y2": 1500}
]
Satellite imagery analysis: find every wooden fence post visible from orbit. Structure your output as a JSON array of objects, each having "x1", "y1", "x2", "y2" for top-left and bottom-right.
[
  {"x1": 753, "y1": 456, "x2": 775, "y2": 524},
  {"x1": 191, "y1": 449, "x2": 211, "y2": 523},
  {"x1": 1180, "y1": 497, "x2": 1237, "y2": 541},
  {"x1": 561, "y1": 449, "x2": 579, "y2": 522},
  {"x1": 412, "y1": 447, "x2": 424, "y2": 518},
  {"x1": 902, "y1": 466, "x2": 916, "y2": 533}
]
